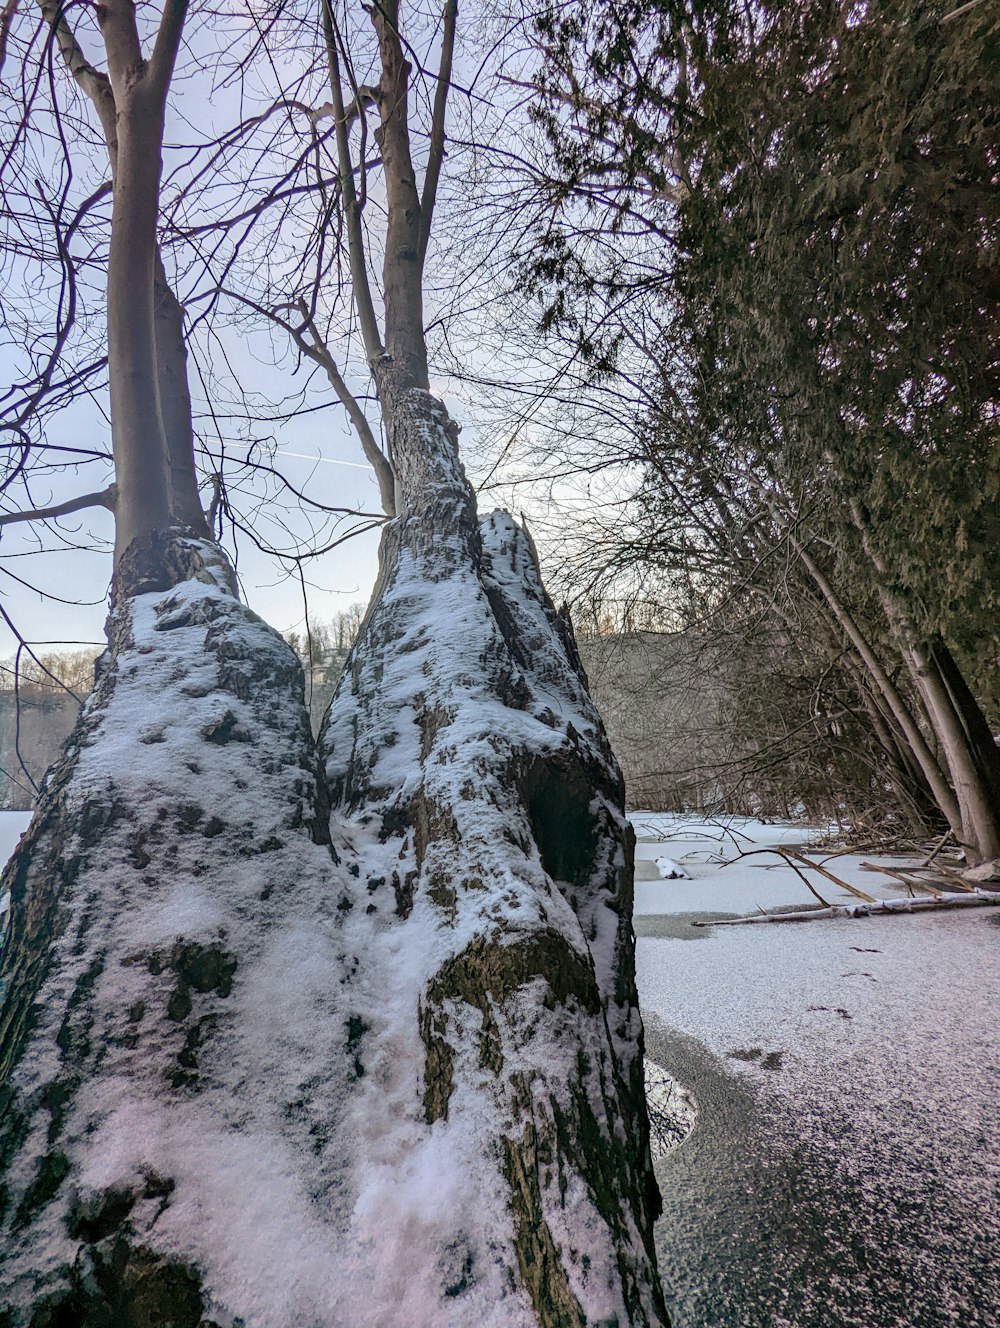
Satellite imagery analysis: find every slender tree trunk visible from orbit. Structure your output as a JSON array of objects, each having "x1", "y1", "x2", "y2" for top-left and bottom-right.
[
  {"x1": 851, "y1": 671, "x2": 945, "y2": 831},
  {"x1": 898, "y1": 636, "x2": 1000, "y2": 861},
  {"x1": 931, "y1": 637, "x2": 1000, "y2": 793},
  {"x1": 106, "y1": 103, "x2": 173, "y2": 565},
  {"x1": 841, "y1": 492, "x2": 1000, "y2": 860},
  {"x1": 792, "y1": 538, "x2": 962, "y2": 834},
  {"x1": 154, "y1": 252, "x2": 208, "y2": 536},
  {"x1": 371, "y1": 0, "x2": 430, "y2": 391}
]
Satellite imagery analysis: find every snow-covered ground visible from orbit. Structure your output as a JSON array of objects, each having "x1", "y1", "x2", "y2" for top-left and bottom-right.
[{"x1": 631, "y1": 812, "x2": 1000, "y2": 1328}]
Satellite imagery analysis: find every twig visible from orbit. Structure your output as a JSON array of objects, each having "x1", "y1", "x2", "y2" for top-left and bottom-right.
[
  {"x1": 859, "y1": 862, "x2": 944, "y2": 898},
  {"x1": 923, "y1": 861, "x2": 976, "y2": 894},
  {"x1": 942, "y1": 0, "x2": 988, "y2": 22},
  {"x1": 920, "y1": 830, "x2": 953, "y2": 868},
  {"x1": 725, "y1": 848, "x2": 831, "y2": 907}
]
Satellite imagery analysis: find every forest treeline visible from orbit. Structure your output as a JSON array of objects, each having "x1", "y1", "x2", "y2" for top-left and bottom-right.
[
  {"x1": 0, "y1": 624, "x2": 902, "y2": 827},
  {"x1": 0, "y1": 619, "x2": 734, "y2": 816},
  {"x1": 524, "y1": 0, "x2": 1000, "y2": 856}
]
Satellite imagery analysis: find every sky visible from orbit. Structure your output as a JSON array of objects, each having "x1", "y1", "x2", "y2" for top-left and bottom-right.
[
  {"x1": 0, "y1": 1, "x2": 470, "y2": 657},
  {"x1": 0, "y1": 0, "x2": 641, "y2": 667}
]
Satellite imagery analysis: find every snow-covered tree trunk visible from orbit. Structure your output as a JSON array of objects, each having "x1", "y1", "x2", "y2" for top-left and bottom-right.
[
  {"x1": 320, "y1": 376, "x2": 667, "y2": 1326},
  {"x1": 0, "y1": 0, "x2": 668, "y2": 1317},
  {"x1": 0, "y1": 498, "x2": 668, "y2": 1324},
  {"x1": 0, "y1": 537, "x2": 358, "y2": 1322}
]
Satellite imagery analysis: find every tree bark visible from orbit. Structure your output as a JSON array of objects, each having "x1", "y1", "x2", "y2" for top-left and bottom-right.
[
  {"x1": 791, "y1": 537, "x2": 962, "y2": 835},
  {"x1": 319, "y1": 373, "x2": 668, "y2": 1325},
  {"x1": 105, "y1": 100, "x2": 173, "y2": 565},
  {"x1": 154, "y1": 252, "x2": 209, "y2": 536},
  {"x1": 371, "y1": 0, "x2": 430, "y2": 390},
  {"x1": 38, "y1": 0, "x2": 207, "y2": 569}
]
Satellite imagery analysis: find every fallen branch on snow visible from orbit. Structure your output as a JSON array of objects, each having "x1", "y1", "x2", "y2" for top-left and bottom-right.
[{"x1": 693, "y1": 889, "x2": 1000, "y2": 926}]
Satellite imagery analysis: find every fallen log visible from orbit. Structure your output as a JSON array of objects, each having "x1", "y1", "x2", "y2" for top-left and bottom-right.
[{"x1": 692, "y1": 889, "x2": 1000, "y2": 927}]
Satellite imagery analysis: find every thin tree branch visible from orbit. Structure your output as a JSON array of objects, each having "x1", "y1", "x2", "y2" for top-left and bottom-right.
[
  {"x1": 941, "y1": 0, "x2": 988, "y2": 21},
  {"x1": 37, "y1": 0, "x2": 117, "y2": 143},
  {"x1": 321, "y1": 0, "x2": 384, "y2": 362},
  {"x1": 289, "y1": 299, "x2": 396, "y2": 516},
  {"x1": 0, "y1": 484, "x2": 116, "y2": 527},
  {"x1": 219, "y1": 286, "x2": 396, "y2": 516},
  {"x1": 418, "y1": 0, "x2": 457, "y2": 267},
  {"x1": 148, "y1": 0, "x2": 188, "y2": 100},
  {"x1": 310, "y1": 84, "x2": 379, "y2": 127}
]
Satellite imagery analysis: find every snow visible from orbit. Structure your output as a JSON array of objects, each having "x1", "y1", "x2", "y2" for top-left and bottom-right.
[
  {"x1": 653, "y1": 857, "x2": 688, "y2": 879},
  {"x1": 631, "y1": 811, "x2": 1000, "y2": 1326}
]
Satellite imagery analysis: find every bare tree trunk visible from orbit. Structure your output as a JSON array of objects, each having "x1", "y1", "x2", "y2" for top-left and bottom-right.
[
  {"x1": 154, "y1": 252, "x2": 209, "y2": 536},
  {"x1": 791, "y1": 538, "x2": 962, "y2": 835},
  {"x1": 371, "y1": 0, "x2": 430, "y2": 391},
  {"x1": 851, "y1": 669, "x2": 945, "y2": 831},
  {"x1": 38, "y1": 0, "x2": 205, "y2": 571},
  {"x1": 898, "y1": 636, "x2": 1000, "y2": 861},
  {"x1": 318, "y1": 374, "x2": 667, "y2": 1324},
  {"x1": 931, "y1": 636, "x2": 1000, "y2": 794},
  {"x1": 842, "y1": 493, "x2": 1000, "y2": 861},
  {"x1": 107, "y1": 108, "x2": 173, "y2": 564}
]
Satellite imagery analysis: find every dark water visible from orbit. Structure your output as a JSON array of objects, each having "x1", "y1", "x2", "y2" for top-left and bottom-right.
[{"x1": 648, "y1": 1023, "x2": 1000, "y2": 1328}]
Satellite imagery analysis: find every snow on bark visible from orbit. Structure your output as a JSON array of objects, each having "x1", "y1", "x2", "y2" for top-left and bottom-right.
[
  {"x1": 0, "y1": 396, "x2": 667, "y2": 1326},
  {"x1": 320, "y1": 385, "x2": 667, "y2": 1326},
  {"x1": 0, "y1": 536, "x2": 359, "y2": 1325}
]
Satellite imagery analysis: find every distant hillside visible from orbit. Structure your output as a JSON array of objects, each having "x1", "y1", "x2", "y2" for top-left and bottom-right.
[
  {"x1": 0, "y1": 653, "x2": 95, "y2": 809},
  {"x1": 577, "y1": 631, "x2": 732, "y2": 812},
  {"x1": 0, "y1": 628, "x2": 765, "y2": 819}
]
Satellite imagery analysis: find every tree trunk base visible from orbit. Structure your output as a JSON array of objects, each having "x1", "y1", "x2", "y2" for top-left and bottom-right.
[{"x1": 1, "y1": 490, "x2": 668, "y2": 1324}]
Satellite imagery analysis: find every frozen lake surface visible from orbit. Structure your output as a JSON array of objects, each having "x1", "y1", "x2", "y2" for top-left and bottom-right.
[{"x1": 631, "y1": 812, "x2": 1000, "y2": 1327}]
